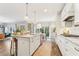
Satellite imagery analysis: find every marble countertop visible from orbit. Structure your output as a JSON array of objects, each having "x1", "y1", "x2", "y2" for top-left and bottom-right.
[
  {"x1": 11, "y1": 34, "x2": 40, "y2": 38},
  {"x1": 11, "y1": 34, "x2": 34, "y2": 38},
  {"x1": 66, "y1": 37, "x2": 79, "y2": 45},
  {"x1": 62, "y1": 35, "x2": 79, "y2": 46}
]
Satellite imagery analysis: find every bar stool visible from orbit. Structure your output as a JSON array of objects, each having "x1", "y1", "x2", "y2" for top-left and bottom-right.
[{"x1": 10, "y1": 38, "x2": 17, "y2": 56}]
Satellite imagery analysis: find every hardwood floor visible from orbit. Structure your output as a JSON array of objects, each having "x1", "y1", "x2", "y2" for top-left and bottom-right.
[
  {"x1": 51, "y1": 42, "x2": 62, "y2": 56},
  {"x1": 0, "y1": 39, "x2": 11, "y2": 56},
  {"x1": 0, "y1": 39, "x2": 62, "y2": 56},
  {"x1": 33, "y1": 41, "x2": 62, "y2": 56}
]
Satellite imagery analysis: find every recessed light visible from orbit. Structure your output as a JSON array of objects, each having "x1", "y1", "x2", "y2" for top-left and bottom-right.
[{"x1": 44, "y1": 9, "x2": 47, "y2": 12}]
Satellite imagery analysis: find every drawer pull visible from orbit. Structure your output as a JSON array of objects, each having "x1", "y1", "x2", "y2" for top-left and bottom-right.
[{"x1": 74, "y1": 48, "x2": 79, "y2": 52}]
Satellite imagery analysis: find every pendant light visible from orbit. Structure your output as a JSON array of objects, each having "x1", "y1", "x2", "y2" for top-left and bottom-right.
[
  {"x1": 25, "y1": 3, "x2": 29, "y2": 19},
  {"x1": 44, "y1": 8, "x2": 48, "y2": 13},
  {"x1": 34, "y1": 10, "x2": 36, "y2": 23}
]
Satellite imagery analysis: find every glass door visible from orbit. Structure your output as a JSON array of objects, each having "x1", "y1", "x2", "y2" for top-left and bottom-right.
[{"x1": 40, "y1": 26, "x2": 49, "y2": 40}]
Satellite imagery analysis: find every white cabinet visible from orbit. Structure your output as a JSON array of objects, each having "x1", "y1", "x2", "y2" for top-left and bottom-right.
[
  {"x1": 30, "y1": 37, "x2": 36, "y2": 55},
  {"x1": 74, "y1": 4, "x2": 79, "y2": 23},
  {"x1": 69, "y1": 42, "x2": 79, "y2": 56},
  {"x1": 61, "y1": 4, "x2": 74, "y2": 21},
  {"x1": 30, "y1": 35, "x2": 40, "y2": 55},
  {"x1": 61, "y1": 38, "x2": 75, "y2": 56},
  {"x1": 17, "y1": 34, "x2": 40, "y2": 56},
  {"x1": 56, "y1": 35, "x2": 79, "y2": 56},
  {"x1": 17, "y1": 38, "x2": 30, "y2": 56}
]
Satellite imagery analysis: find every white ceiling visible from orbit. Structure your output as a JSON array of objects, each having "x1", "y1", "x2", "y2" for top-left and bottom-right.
[
  {"x1": 0, "y1": 3, "x2": 26, "y2": 23},
  {"x1": 0, "y1": 3, "x2": 65, "y2": 23}
]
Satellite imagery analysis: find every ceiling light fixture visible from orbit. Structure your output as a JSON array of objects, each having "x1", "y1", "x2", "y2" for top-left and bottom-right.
[
  {"x1": 44, "y1": 8, "x2": 48, "y2": 13},
  {"x1": 25, "y1": 3, "x2": 29, "y2": 19},
  {"x1": 33, "y1": 10, "x2": 36, "y2": 23}
]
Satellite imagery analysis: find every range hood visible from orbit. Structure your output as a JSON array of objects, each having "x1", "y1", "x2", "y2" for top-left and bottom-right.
[{"x1": 64, "y1": 16, "x2": 74, "y2": 22}]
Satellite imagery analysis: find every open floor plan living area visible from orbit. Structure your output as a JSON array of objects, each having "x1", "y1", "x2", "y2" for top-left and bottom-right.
[{"x1": 0, "y1": 3, "x2": 79, "y2": 56}]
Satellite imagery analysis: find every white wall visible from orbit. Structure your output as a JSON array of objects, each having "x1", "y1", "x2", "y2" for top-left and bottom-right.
[
  {"x1": 55, "y1": 14, "x2": 65, "y2": 35},
  {"x1": 61, "y1": 3, "x2": 74, "y2": 21},
  {"x1": 55, "y1": 4, "x2": 74, "y2": 35},
  {"x1": 74, "y1": 4, "x2": 79, "y2": 23},
  {"x1": 69, "y1": 4, "x2": 79, "y2": 35}
]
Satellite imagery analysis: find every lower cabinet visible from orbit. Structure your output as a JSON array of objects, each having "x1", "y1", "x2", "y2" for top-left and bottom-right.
[
  {"x1": 56, "y1": 35, "x2": 79, "y2": 56},
  {"x1": 17, "y1": 35, "x2": 40, "y2": 56},
  {"x1": 70, "y1": 43, "x2": 79, "y2": 56},
  {"x1": 30, "y1": 35, "x2": 40, "y2": 55},
  {"x1": 17, "y1": 38, "x2": 30, "y2": 56}
]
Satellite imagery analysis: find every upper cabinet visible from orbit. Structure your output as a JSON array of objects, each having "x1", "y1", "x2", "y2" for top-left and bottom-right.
[
  {"x1": 74, "y1": 4, "x2": 79, "y2": 25},
  {"x1": 61, "y1": 3, "x2": 74, "y2": 21}
]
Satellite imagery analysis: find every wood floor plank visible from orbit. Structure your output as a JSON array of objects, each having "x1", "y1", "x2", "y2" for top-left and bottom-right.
[
  {"x1": 33, "y1": 41, "x2": 62, "y2": 56},
  {"x1": 0, "y1": 40, "x2": 11, "y2": 56},
  {"x1": 0, "y1": 40, "x2": 62, "y2": 56}
]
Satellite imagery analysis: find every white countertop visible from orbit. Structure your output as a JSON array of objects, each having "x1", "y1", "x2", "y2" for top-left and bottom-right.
[
  {"x1": 12, "y1": 34, "x2": 40, "y2": 38},
  {"x1": 65, "y1": 37, "x2": 79, "y2": 45},
  {"x1": 12, "y1": 34, "x2": 34, "y2": 38}
]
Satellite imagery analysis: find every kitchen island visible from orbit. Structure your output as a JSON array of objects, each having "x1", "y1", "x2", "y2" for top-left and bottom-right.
[
  {"x1": 55, "y1": 35, "x2": 79, "y2": 56},
  {"x1": 12, "y1": 34, "x2": 40, "y2": 56}
]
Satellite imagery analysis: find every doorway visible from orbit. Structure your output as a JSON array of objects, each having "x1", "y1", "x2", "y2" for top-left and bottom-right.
[{"x1": 40, "y1": 26, "x2": 49, "y2": 40}]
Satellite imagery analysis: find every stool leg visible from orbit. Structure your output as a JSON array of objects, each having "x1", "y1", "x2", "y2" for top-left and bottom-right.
[
  {"x1": 10, "y1": 40, "x2": 14, "y2": 56},
  {"x1": 10, "y1": 38, "x2": 17, "y2": 56}
]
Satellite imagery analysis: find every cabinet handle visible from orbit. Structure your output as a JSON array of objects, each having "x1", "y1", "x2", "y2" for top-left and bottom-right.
[{"x1": 74, "y1": 47, "x2": 79, "y2": 52}]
